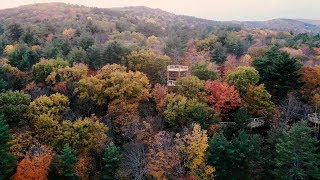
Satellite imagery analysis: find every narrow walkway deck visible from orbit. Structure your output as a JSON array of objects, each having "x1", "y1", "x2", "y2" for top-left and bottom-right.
[{"x1": 217, "y1": 117, "x2": 266, "y2": 128}]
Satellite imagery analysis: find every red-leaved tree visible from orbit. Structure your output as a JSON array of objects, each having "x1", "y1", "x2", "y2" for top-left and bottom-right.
[{"x1": 205, "y1": 81, "x2": 241, "y2": 118}]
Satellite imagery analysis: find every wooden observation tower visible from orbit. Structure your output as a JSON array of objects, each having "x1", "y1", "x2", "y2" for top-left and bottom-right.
[
  {"x1": 167, "y1": 65, "x2": 189, "y2": 86},
  {"x1": 308, "y1": 113, "x2": 320, "y2": 137}
]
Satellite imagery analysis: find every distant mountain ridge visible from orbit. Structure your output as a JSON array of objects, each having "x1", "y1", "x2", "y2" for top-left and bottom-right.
[{"x1": 0, "y1": 3, "x2": 319, "y2": 33}]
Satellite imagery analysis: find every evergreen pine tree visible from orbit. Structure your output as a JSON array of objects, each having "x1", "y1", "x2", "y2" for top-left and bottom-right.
[
  {"x1": 272, "y1": 121, "x2": 320, "y2": 179},
  {"x1": 0, "y1": 116, "x2": 16, "y2": 179},
  {"x1": 102, "y1": 142, "x2": 121, "y2": 180},
  {"x1": 208, "y1": 130, "x2": 263, "y2": 179},
  {"x1": 253, "y1": 47, "x2": 303, "y2": 102},
  {"x1": 60, "y1": 143, "x2": 77, "y2": 177}
]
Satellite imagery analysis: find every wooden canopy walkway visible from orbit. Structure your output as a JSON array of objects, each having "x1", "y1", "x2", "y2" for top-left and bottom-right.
[
  {"x1": 217, "y1": 117, "x2": 266, "y2": 129},
  {"x1": 249, "y1": 117, "x2": 266, "y2": 128}
]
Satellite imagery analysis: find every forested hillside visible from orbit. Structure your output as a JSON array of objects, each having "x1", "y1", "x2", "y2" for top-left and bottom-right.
[{"x1": 0, "y1": 2, "x2": 320, "y2": 180}]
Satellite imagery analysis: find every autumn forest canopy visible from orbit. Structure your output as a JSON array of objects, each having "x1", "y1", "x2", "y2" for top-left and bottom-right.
[{"x1": 0, "y1": 2, "x2": 320, "y2": 180}]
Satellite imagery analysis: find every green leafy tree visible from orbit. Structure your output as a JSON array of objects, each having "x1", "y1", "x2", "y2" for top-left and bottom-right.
[
  {"x1": 76, "y1": 65, "x2": 150, "y2": 106},
  {"x1": 0, "y1": 91, "x2": 31, "y2": 125},
  {"x1": 87, "y1": 44, "x2": 102, "y2": 69},
  {"x1": 56, "y1": 117, "x2": 108, "y2": 153},
  {"x1": 272, "y1": 121, "x2": 320, "y2": 179},
  {"x1": 226, "y1": 66, "x2": 259, "y2": 93},
  {"x1": 76, "y1": 32, "x2": 95, "y2": 50},
  {"x1": 191, "y1": 62, "x2": 218, "y2": 81},
  {"x1": 162, "y1": 94, "x2": 217, "y2": 131},
  {"x1": 60, "y1": 143, "x2": 77, "y2": 177},
  {"x1": 0, "y1": 116, "x2": 16, "y2": 179},
  {"x1": 253, "y1": 48, "x2": 303, "y2": 101},
  {"x1": 184, "y1": 99, "x2": 218, "y2": 130},
  {"x1": 32, "y1": 58, "x2": 69, "y2": 83},
  {"x1": 8, "y1": 44, "x2": 40, "y2": 71},
  {"x1": 7, "y1": 23, "x2": 23, "y2": 42},
  {"x1": 225, "y1": 32, "x2": 243, "y2": 57},
  {"x1": 101, "y1": 41, "x2": 130, "y2": 65},
  {"x1": 27, "y1": 93, "x2": 69, "y2": 120},
  {"x1": 174, "y1": 76, "x2": 205, "y2": 100},
  {"x1": 0, "y1": 67, "x2": 8, "y2": 92},
  {"x1": 211, "y1": 42, "x2": 227, "y2": 64},
  {"x1": 103, "y1": 142, "x2": 121, "y2": 180},
  {"x1": 125, "y1": 49, "x2": 170, "y2": 85},
  {"x1": 67, "y1": 47, "x2": 89, "y2": 65}
]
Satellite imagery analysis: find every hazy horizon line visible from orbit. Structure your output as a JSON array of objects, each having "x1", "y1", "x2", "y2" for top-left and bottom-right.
[{"x1": 0, "y1": 1, "x2": 319, "y2": 22}]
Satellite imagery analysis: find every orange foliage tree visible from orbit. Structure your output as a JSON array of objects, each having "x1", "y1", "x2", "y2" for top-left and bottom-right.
[
  {"x1": 179, "y1": 40, "x2": 211, "y2": 67},
  {"x1": 299, "y1": 66, "x2": 320, "y2": 96},
  {"x1": 73, "y1": 153, "x2": 93, "y2": 179},
  {"x1": 205, "y1": 81, "x2": 241, "y2": 117},
  {"x1": 13, "y1": 145, "x2": 53, "y2": 180},
  {"x1": 224, "y1": 54, "x2": 238, "y2": 74},
  {"x1": 146, "y1": 131, "x2": 181, "y2": 179},
  {"x1": 152, "y1": 83, "x2": 168, "y2": 106}
]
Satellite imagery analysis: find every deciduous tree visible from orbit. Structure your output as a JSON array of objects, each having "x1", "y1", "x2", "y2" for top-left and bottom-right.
[
  {"x1": 174, "y1": 76, "x2": 205, "y2": 100},
  {"x1": 27, "y1": 93, "x2": 69, "y2": 120},
  {"x1": 226, "y1": 66, "x2": 260, "y2": 93},
  {"x1": 146, "y1": 131, "x2": 181, "y2": 179},
  {"x1": 32, "y1": 58, "x2": 69, "y2": 83},
  {"x1": 13, "y1": 145, "x2": 53, "y2": 180},
  {"x1": 125, "y1": 49, "x2": 170, "y2": 84},
  {"x1": 76, "y1": 65, "x2": 150, "y2": 105},
  {"x1": 0, "y1": 91, "x2": 31, "y2": 125},
  {"x1": 299, "y1": 66, "x2": 320, "y2": 96},
  {"x1": 205, "y1": 81, "x2": 241, "y2": 117},
  {"x1": 175, "y1": 124, "x2": 212, "y2": 177},
  {"x1": 191, "y1": 62, "x2": 218, "y2": 81},
  {"x1": 56, "y1": 116, "x2": 108, "y2": 153},
  {"x1": 242, "y1": 84, "x2": 275, "y2": 116}
]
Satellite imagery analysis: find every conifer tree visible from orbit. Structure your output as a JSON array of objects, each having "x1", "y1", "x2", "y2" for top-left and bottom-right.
[
  {"x1": 253, "y1": 48, "x2": 303, "y2": 102},
  {"x1": 60, "y1": 143, "x2": 77, "y2": 177},
  {"x1": 272, "y1": 121, "x2": 320, "y2": 179},
  {"x1": 103, "y1": 142, "x2": 121, "y2": 180},
  {"x1": 0, "y1": 116, "x2": 16, "y2": 179}
]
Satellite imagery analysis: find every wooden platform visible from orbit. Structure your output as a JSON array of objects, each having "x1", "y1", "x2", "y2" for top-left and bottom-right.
[
  {"x1": 249, "y1": 117, "x2": 266, "y2": 128},
  {"x1": 167, "y1": 65, "x2": 188, "y2": 86},
  {"x1": 217, "y1": 117, "x2": 266, "y2": 128}
]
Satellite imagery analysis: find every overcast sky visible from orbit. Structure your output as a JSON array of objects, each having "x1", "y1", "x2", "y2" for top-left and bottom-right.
[{"x1": 0, "y1": 0, "x2": 319, "y2": 21}]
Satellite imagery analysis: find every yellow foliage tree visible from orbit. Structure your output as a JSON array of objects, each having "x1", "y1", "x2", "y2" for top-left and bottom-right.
[
  {"x1": 175, "y1": 124, "x2": 214, "y2": 178},
  {"x1": 242, "y1": 84, "x2": 275, "y2": 116},
  {"x1": 56, "y1": 116, "x2": 108, "y2": 153},
  {"x1": 27, "y1": 93, "x2": 70, "y2": 120},
  {"x1": 125, "y1": 49, "x2": 170, "y2": 84},
  {"x1": 76, "y1": 64, "x2": 151, "y2": 105},
  {"x1": 62, "y1": 28, "x2": 76, "y2": 40},
  {"x1": 311, "y1": 93, "x2": 320, "y2": 110},
  {"x1": 46, "y1": 63, "x2": 88, "y2": 85},
  {"x1": 33, "y1": 114, "x2": 60, "y2": 144},
  {"x1": 4, "y1": 44, "x2": 17, "y2": 54}
]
